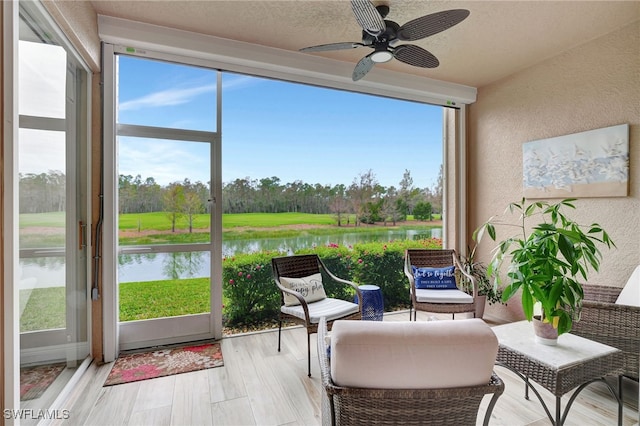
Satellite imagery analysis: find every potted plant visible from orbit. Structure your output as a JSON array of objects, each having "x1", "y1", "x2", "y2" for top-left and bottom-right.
[
  {"x1": 457, "y1": 245, "x2": 504, "y2": 318},
  {"x1": 473, "y1": 198, "x2": 615, "y2": 343}
]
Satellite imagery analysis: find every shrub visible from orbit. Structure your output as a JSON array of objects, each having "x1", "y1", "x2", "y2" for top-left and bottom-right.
[
  {"x1": 351, "y1": 239, "x2": 443, "y2": 310},
  {"x1": 351, "y1": 242, "x2": 407, "y2": 309},
  {"x1": 413, "y1": 202, "x2": 432, "y2": 221},
  {"x1": 221, "y1": 238, "x2": 443, "y2": 327},
  {"x1": 222, "y1": 251, "x2": 284, "y2": 326}
]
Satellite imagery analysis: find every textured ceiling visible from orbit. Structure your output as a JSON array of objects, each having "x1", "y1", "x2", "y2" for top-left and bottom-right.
[{"x1": 89, "y1": 1, "x2": 640, "y2": 88}]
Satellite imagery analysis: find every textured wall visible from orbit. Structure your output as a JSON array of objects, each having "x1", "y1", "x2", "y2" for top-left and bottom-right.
[
  {"x1": 42, "y1": 0, "x2": 100, "y2": 71},
  {"x1": 468, "y1": 21, "x2": 640, "y2": 321}
]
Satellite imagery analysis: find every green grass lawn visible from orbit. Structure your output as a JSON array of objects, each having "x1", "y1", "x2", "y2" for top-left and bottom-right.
[
  {"x1": 20, "y1": 279, "x2": 211, "y2": 329},
  {"x1": 20, "y1": 287, "x2": 65, "y2": 332},
  {"x1": 119, "y1": 278, "x2": 210, "y2": 321},
  {"x1": 223, "y1": 212, "x2": 345, "y2": 227},
  {"x1": 18, "y1": 212, "x2": 441, "y2": 248},
  {"x1": 119, "y1": 211, "x2": 350, "y2": 231},
  {"x1": 20, "y1": 211, "x2": 441, "y2": 234},
  {"x1": 117, "y1": 212, "x2": 440, "y2": 245},
  {"x1": 19, "y1": 211, "x2": 65, "y2": 228}
]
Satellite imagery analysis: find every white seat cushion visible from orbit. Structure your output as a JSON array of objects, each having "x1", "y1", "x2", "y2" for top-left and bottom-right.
[
  {"x1": 281, "y1": 297, "x2": 359, "y2": 323},
  {"x1": 330, "y1": 318, "x2": 498, "y2": 389},
  {"x1": 616, "y1": 265, "x2": 640, "y2": 307},
  {"x1": 415, "y1": 288, "x2": 474, "y2": 304}
]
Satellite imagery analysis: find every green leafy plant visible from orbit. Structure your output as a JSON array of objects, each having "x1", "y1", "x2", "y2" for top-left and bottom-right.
[
  {"x1": 457, "y1": 245, "x2": 504, "y2": 306},
  {"x1": 222, "y1": 251, "x2": 282, "y2": 326},
  {"x1": 474, "y1": 198, "x2": 615, "y2": 335}
]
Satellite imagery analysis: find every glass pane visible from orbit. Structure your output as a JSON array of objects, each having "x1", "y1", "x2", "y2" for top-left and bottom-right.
[
  {"x1": 117, "y1": 55, "x2": 217, "y2": 132},
  {"x1": 18, "y1": 41, "x2": 66, "y2": 119},
  {"x1": 220, "y1": 72, "x2": 444, "y2": 259},
  {"x1": 18, "y1": 129, "x2": 66, "y2": 333},
  {"x1": 219, "y1": 72, "x2": 444, "y2": 333},
  {"x1": 118, "y1": 136, "x2": 211, "y2": 321},
  {"x1": 18, "y1": 128, "x2": 66, "y2": 210},
  {"x1": 19, "y1": 255, "x2": 66, "y2": 332},
  {"x1": 119, "y1": 251, "x2": 211, "y2": 321},
  {"x1": 118, "y1": 137, "x2": 211, "y2": 242},
  {"x1": 17, "y1": 3, "x2": 89, "y2": 418}
]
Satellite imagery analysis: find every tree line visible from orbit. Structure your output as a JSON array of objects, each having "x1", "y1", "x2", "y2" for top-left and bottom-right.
[
  {"x1": 20, "y1": 168, "x2": 443, "y2": 226},
  {"x1": 19, "y1": 171, "x2": 66, "y2": 214}
]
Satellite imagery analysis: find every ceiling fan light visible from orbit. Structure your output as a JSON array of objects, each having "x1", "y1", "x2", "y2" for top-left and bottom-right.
[{"x1": 370, "y1": 50, "x2": 393, "y2": 63}]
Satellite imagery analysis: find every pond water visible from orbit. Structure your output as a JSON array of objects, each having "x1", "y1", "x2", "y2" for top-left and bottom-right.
[
  {"x1": 20, "y1": 227, "x2": 442, "y2": 285},
  {"x1": 222, "y1": 228, "x2": 440, "y2": 257},
  {"x1": 119, "y1": 227, "x2": 442, "y2": 282}
]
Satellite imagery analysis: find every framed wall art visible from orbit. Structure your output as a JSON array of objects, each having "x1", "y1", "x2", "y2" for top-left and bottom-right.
[{"x1": 523, "y1": 123, "x2": 629, "y2": 198}]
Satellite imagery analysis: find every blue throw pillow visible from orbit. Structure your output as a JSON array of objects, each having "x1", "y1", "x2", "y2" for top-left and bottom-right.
[{"x1": 412, "y1": 265, "x2": 458, "y2": 290}]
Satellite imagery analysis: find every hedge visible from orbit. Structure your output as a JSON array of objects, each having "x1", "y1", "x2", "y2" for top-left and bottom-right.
[{"x1": 222, "y1": 238, "x2": 442, "y2": 326}]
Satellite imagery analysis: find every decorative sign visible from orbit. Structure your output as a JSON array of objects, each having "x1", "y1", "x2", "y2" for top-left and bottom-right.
[{"x1": 523, "y1": 124, "x2": 629, "y2": 198}]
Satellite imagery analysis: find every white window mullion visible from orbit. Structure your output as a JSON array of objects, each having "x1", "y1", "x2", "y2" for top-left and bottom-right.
[
  {"x1": 101, "y1": 42, "x2": 119, "y2": 362},
  {"x1": 3, "y1": 0, "x2": 21, "y2": 418},
  {"x1": 117, "y1": 123, "x2": 216, "y2": 143},
  {"x1": 19, "y1": 115, "x2": 66, "y2": 131}
]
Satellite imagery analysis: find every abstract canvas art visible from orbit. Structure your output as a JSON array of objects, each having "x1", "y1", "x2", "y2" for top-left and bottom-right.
[{"x1": 523, "y1": 124, "x2": 629, "y2": 198}]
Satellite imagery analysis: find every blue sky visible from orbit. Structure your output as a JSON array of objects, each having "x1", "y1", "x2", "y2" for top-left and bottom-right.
[{"x1": 117, "y1": 55, "x2": 443, "y2": 189}]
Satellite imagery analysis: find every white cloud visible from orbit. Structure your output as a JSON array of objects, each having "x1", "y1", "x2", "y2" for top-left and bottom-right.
[
  {"x1": 19, "y1": 41, "x2": 66, "y2": 118},
  {"x1": 222, "y1": 74, "x2": 258, "y2": 91},
  {"x1": 119, "y1": 83, "x2": 217, "y2": 111},
  {"x1": 19, "y1": 129, "x2": 65, "y2": 175},
  {"x1": 118, "y1": 137, "x2": 211, "y2": 186},
  {"x1": 118, "y1": 74, "x2": 259, "y2": 112}
]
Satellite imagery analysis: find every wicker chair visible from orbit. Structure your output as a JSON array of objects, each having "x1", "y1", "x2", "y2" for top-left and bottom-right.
[
  {"x1": 317, "y1": 317, "x2": 505, "y2": 426},
  {"x1": 404, "y1": 249, "x2": 478, "y2": 320},
  {"x1": 571, "y1": 284, "x2": 639, "y2": 381},
  {"x1": 272, "y1": 254, "x2": 362, "y2": 377}
]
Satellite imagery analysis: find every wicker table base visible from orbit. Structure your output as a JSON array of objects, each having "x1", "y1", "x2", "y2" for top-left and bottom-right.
[{"x1": 492, "y1": 321, "x2": 624, "y2": 426}]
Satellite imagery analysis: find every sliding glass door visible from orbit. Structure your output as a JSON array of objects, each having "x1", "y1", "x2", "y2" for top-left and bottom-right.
[
  {"x1": 16, "y1": 1, "x2": 90, "y2": 418},
  {"x1": 112, "y1": 54, "x2": 221, "y2": 350}
]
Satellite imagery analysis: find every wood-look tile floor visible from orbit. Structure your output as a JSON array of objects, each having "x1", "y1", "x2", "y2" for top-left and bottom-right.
[{"x1": 46, "y1": 311, "x2": 639, "y2": 426}]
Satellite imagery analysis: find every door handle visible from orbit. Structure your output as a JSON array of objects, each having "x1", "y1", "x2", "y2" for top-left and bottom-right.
[{"x1": 79, "y1": 221, "x2": 87, "y2": 250}]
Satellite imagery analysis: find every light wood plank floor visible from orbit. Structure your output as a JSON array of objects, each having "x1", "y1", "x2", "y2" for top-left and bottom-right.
[{"x1": 46, "y1": 311, "x2": 638, "y2": 426}]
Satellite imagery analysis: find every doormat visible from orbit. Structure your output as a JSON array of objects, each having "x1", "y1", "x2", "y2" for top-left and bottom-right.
[
  {"x1": 104, "y1": 342, "x2": 223, "y2": 386},
  {"x1": 21, "y1": 362, "x2": 66, "y2": 401}
]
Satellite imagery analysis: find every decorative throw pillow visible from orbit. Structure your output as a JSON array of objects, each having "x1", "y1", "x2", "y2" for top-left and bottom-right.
[
  {"x1": 280, "y1": 273, "x2": 327, "y2": 306},
  {"x1": 412, "y1": 265, "x2": 458, "y2": 290}
]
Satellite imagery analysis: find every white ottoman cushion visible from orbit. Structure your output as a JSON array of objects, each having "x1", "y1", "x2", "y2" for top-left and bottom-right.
[
  {"x1": 330, "y1": 318, "x2": 497, "y2": 389},
  {"x1": 616, "y1": 265, "x2": 640, "y2": 307}
]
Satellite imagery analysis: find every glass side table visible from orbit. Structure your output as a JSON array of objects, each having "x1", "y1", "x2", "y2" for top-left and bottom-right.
[{"x1": 354, "y1": 284, "x2": 384, "y2": 321}]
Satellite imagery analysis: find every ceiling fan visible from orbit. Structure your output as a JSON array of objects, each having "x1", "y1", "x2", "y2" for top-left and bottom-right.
[{"x1": 299, "y1": 0, "x2": 470, "y2": 81}]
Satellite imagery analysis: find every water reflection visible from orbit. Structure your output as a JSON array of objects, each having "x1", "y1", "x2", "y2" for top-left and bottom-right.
[
  {"x1": 119, "y1": 251, "x2": 206, "y2": 282},
  {"x1": 119, "y1": 228, "x2": 440, "y2": 282},
  {"x1": 224, "y1": 228, "x2": 439, "y2": 257},
  {"x1": 163, "y1": 252, "x2": 206, "y2": 280},
  {"x1": 20, "y1": 255, "x2": 65, "y2": 289}
]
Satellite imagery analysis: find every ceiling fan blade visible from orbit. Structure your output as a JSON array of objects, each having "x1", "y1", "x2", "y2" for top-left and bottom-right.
[
  {"x1": 352, "y1": 54, "x2": 375, "y2": 81},
  {"x1": 300, "y1": 42, "x2": 364, "y2": 53},
  {"x1": 350, "y1": 0, "x2": 385, "y2": 36},
  {"x1": 393, "y1": 45, "x2": 439, "y2": 68},
  {"x1": 397, "y1": 9, "x2": 470, "y2": 41}
]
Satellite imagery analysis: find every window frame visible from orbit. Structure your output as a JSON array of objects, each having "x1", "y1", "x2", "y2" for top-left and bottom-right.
[{"x1": 3, "y1": 0, "x2": 93, "y2": 414}]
